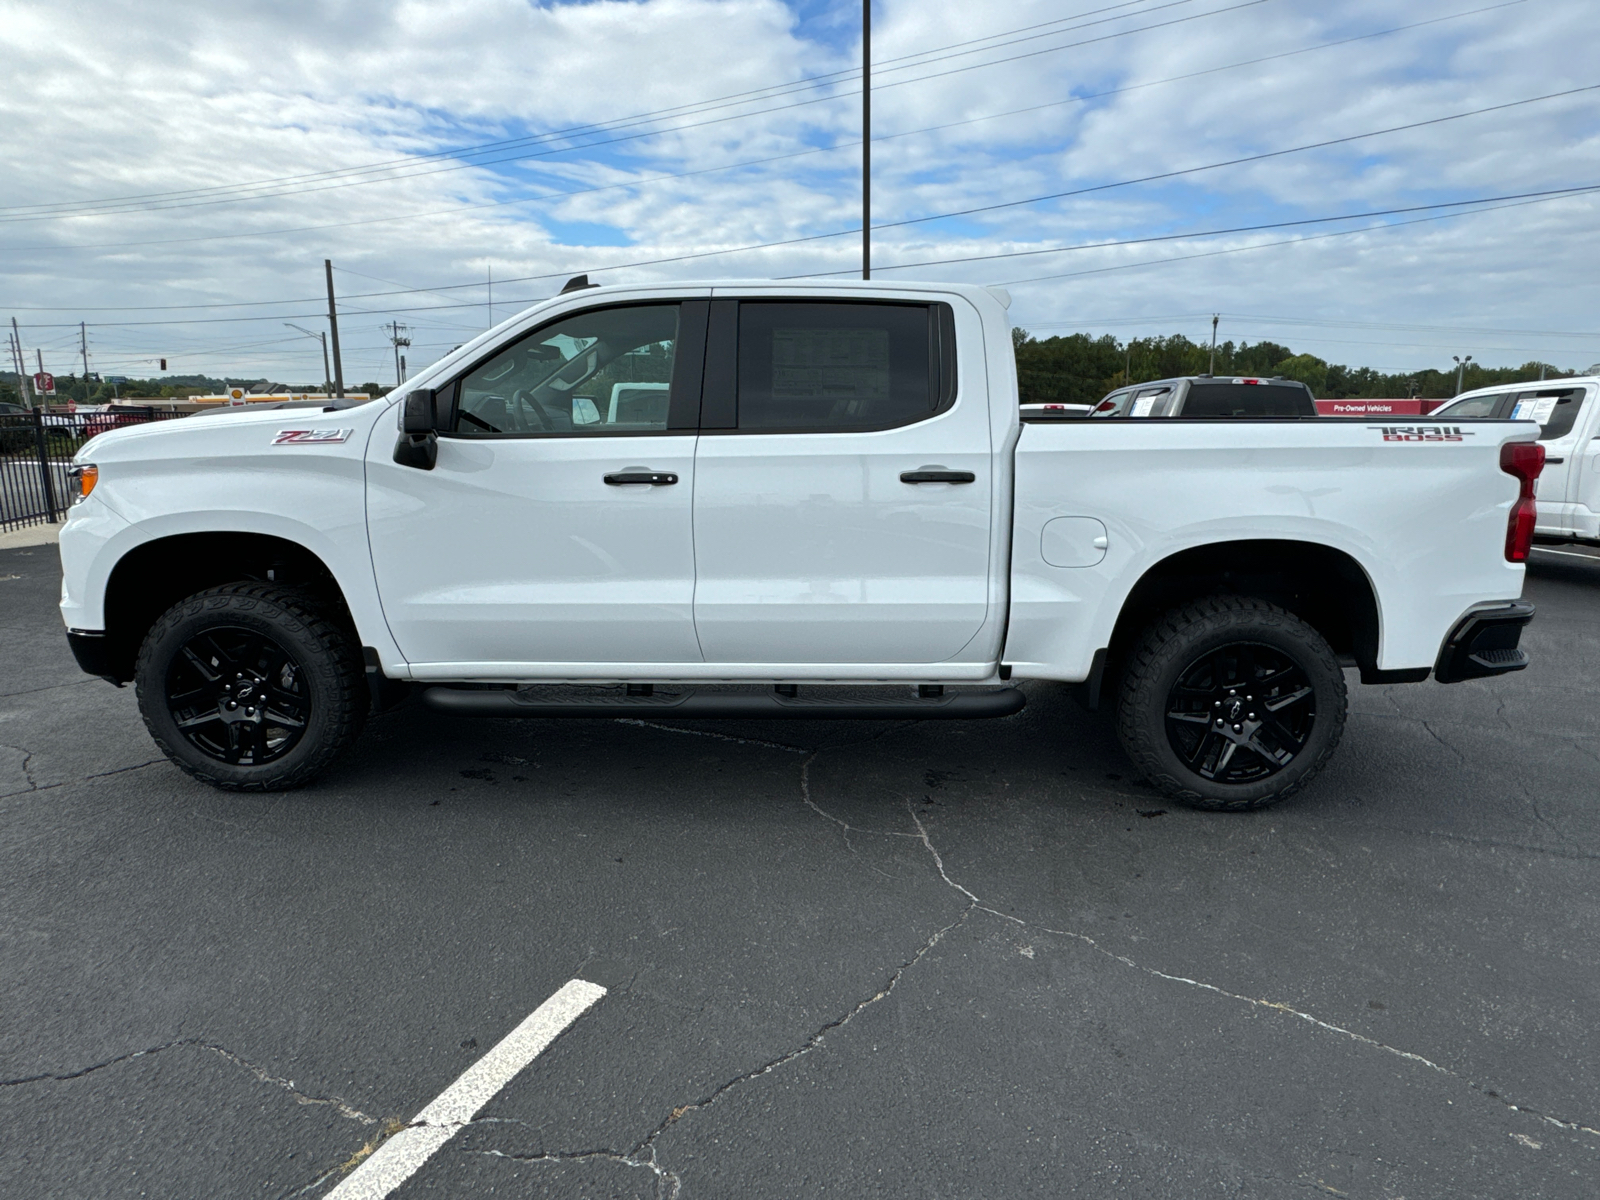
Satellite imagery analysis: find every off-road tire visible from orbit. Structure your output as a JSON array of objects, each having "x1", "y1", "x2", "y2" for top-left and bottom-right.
[
  {"x1": 1116, "y1": 596, "x2": 1346, "y2": 811},
  {"x1": 135, "y1": 582, "x2": 365, "y2": 791}
]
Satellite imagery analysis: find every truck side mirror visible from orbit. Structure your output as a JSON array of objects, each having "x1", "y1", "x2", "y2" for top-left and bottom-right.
[
  {"x1": 402, "y1": 389, "x2": 437, "y2": 434},
  {"x1": 394, "y1": 388, "x2": 439, "y2": 470}
]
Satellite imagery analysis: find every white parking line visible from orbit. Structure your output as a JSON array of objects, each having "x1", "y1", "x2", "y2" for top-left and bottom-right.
[
  {"x1": 325, "y1": 979, "x2": 606, "y2": 1200},
  {"x1": 1532, "y1": 546, "x2": 1600, "y2": 560}
]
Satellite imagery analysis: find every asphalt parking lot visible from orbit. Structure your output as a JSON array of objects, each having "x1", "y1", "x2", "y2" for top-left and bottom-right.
[{"x1": 3, "y1": 542, "x2": 1598, "y2": 1199}]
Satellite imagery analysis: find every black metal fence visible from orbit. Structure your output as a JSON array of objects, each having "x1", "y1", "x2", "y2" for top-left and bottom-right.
[{"x1": 0, "y1": 407, "x2": 188, "y2": 533}]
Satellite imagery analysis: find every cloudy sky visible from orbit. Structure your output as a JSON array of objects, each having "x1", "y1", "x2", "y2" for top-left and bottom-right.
[{"x1": 1, "y1": 0, "x2": 1596, "y2": 387}]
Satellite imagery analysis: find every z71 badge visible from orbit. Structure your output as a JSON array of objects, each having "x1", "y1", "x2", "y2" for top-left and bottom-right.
[
  {"x1": 272, "y1": 429, "x2": 353, "y2": 445},
  {"x1": 1368, "y1": 425, "x2": 1474, "y2": 442}
]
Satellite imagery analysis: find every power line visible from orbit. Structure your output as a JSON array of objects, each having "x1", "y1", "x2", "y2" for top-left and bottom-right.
[
  {"x1": 838, "y1": 82, "x2": 1600, "y2": 242},
  {"x1": 0, "y1": 0, "x2": 1270, "y2": 224},
  {"x1": 0, "y1": 1, "x2": 1521, "y2": 261},
  {"x1": 993, "y1": 187, "x2": 1597, "y2": 286},
  {"x1": 794, "y1": 184, "x2": 1600, "y2": 277},
  {"x1": 15, "y1": 180, "x2": 1594, "y2": 342},
  {"x1": 0, "y1": 0, "x2": 1171, "y2": 218}
]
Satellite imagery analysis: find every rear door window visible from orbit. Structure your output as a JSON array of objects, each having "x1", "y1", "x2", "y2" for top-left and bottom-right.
[
  {"x1": 734, "y1": 302, "x2": 947, "y2": 431},
  {"x1": 1510, "y1": 388, "x2": 1586, "y2": 440},
  {"x1": 1182, "y1": 382, "x2": 1314, "y2": 417},
  {"x1": 1129, "y1": 386, "x2": 1173, "y2": 417}
]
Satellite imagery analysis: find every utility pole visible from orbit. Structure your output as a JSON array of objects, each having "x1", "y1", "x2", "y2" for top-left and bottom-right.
[
  {"x1": 80, "y1": 322, "x2": 90, "y2": 383},
  {"x1": 386, "y1": 321, "x2": 411, "y2": 387},
  {"x1": 1209, "y1": 314, "x2": 1219, "y2": 375},
  {"x1": 285, "y1": 323, "x2": 331, "y2": 393},
  {"x1": 324, "y1": 259, "x2": 345, "y2": 398},
  {"x1": 862, "y1": 0, "x2": 870, "y2": 281},
  {"x1": 8, "y1": 318, "x2": 32, "y2": 406},
  {"x1": 1452, "y1": 354, "x2": 1472, "y2": 396}
]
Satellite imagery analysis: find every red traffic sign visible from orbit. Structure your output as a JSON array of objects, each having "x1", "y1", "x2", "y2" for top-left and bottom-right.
[{"x1": 33, "y1": 371, "x2": 55, "y2": 396}]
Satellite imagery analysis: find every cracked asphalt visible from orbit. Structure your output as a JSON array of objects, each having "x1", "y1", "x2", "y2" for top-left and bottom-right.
[{"x1": 3, "y1": 541, "x2": 1599, "y2": 1199}]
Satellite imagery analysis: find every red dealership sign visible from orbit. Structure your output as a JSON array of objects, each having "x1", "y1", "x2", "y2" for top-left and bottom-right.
[{"x1": 1315, "y1": 399, "x2": 1445, "y2": 417}]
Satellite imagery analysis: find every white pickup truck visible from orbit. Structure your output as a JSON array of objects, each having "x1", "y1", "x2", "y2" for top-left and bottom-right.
[
  {"x1": 1431, "y1": 375, "x2": 1600, "y2": 545},
  {"x1": 58, "y1": 280, "x2": 1544, "y2": 810}
]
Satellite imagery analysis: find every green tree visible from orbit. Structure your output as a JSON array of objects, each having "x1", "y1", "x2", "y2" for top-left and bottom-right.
[
  {"x1": 1011, "y1": 326, "x2": 1575, "y2": 404},
  {"x1": 1272, "y1": 354, "x2": 1328, "y2": 391}
]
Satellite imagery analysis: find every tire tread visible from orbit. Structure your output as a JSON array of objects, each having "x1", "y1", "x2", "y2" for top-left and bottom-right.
[
  {"x1": 135, "y1": 582, "x2": 364, "y2": 791},
  {"x1": 1116, "y1": 595, "x2": 1346, "y2": 812}
]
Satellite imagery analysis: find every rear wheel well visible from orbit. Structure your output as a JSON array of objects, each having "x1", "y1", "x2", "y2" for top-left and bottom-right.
[
  {"x1": 101, "y1": 533, "x2": 354, "y2": 682},
  {"x1": 1102, "y1": 540, "x2": 1381, "y2": 695}
]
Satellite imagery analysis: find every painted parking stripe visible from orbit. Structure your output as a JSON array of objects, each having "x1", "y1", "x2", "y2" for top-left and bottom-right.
[
  {"x1": 1532, "y1": 546, "x2": 1600, "y2": 560},
  {"x1": 326, "y1": 979, "x2": 606, "y2": 1200}
]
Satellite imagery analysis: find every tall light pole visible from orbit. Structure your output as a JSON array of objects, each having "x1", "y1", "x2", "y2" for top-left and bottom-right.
[
  {"x1": 1209, "y1": 314, "x2": 1219, "y2": 375},
  {"x1": 1453, "y1": 354, "x2": 1473, "y2": 395},
  {"x1": 285, "y1": 323, "x2": 331, "y2": 393},
  {"x1": 862, "y1": 0, "x2": 870, "y2": 281}
]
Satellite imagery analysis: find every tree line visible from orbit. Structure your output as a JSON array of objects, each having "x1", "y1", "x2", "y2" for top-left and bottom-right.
[
  {"x1": 0, "y1": 372, "x2": 387, "y2": 406},
  {"x1": 1011, "y1": 328, "x2": 1581, "y2": 405}
]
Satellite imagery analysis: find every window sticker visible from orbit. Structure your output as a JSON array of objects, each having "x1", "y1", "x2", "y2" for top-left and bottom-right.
[
  {"x1": 1131, "y1": 395, "x2": 1158, "y2": 417},
  {"x1": 1513, "y1": 397, "x2": 1559, "y2": 424},
  {"x1": 771, "y1": 328, "x2": 890, "y2": 398}
]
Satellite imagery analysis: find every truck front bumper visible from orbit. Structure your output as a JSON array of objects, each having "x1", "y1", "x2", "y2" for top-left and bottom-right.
[
  {"x1": 66, "y1": 628, "x2": 123, "y2": 685},
  {"x1": 1434, "y1": 599, "x2": 1535, "y2": 684}
]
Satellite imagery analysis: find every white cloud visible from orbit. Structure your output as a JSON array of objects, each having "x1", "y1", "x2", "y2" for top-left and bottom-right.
[{"x1": 1, "y1": 0, "x2": 1597, "y2": 384}]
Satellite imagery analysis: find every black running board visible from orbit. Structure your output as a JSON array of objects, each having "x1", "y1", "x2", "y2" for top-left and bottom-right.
[{"x1": 421, "y1": 687, "x2": 1026, "y2": 720}]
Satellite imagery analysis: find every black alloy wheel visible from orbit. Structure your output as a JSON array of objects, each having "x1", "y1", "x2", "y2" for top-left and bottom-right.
[
  {"x1": 136, "y1": 582, "x2": 366, "y2": 791},
  {"x1": 1163, "y1": 643, "x2": 1315, "y2": 785},
  {"x1": 1116, "y1": 596, "x2": 1346, "y2": 811},
  {"x1": 165, "y1": 626, "x2": 310, "y2": 766}
]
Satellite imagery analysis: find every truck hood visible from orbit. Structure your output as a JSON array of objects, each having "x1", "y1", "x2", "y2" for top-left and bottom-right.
[{"x1": 77, "y1": 396, "x2": 393, "y2": 463}]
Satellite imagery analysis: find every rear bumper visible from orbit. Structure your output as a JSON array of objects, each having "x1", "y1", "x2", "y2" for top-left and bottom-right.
[
  {"x1": 66, "y1": 628, "x2": 122, "y2": 685},
  {"x1": 1433, "y1": 600, "x2": 1535, "y2": 684}
]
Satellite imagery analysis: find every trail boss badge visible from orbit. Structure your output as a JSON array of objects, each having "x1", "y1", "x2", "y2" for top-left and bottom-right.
[
  {"x1": 272, "y1": 429, "x2": 353, "y2": 445},
  {"x1": 1368, "y1": 425, "x2": 1475, "y2": 442}
]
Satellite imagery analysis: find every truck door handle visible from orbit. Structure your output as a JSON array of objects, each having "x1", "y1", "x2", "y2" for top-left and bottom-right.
[
  {"x1": 900, "y1": 469, "x2": 976, "y2": 484},
  {"x1": 604, "y1": 472, "x2": 678, "y2": 486}
]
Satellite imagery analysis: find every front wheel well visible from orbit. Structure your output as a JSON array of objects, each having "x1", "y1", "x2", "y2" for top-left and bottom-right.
[
  {"x1": 100, "y1": 532, "x2": 355, "y2": 682},
  {"x1": 1102, "y1": 540, "x2": 1382, "y2": 694}
]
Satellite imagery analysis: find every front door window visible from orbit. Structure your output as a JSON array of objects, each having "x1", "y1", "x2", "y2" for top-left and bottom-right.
[{"x1": 456, "y1": 305, "x2": 680, "y2": 436}]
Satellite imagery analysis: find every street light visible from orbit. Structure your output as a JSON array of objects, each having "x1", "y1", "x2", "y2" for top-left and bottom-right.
[
  {"x1": 1452, "y1": 354, "x2": 1473, "y2": 396},
  {"x1": 285, "y1": 323, "x2": 331, "y2": 394}
]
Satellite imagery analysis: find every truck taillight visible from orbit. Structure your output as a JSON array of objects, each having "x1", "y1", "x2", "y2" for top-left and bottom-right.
[{"x1": 1500, "y1": 440, "x2": 1544, "y2": 562}]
